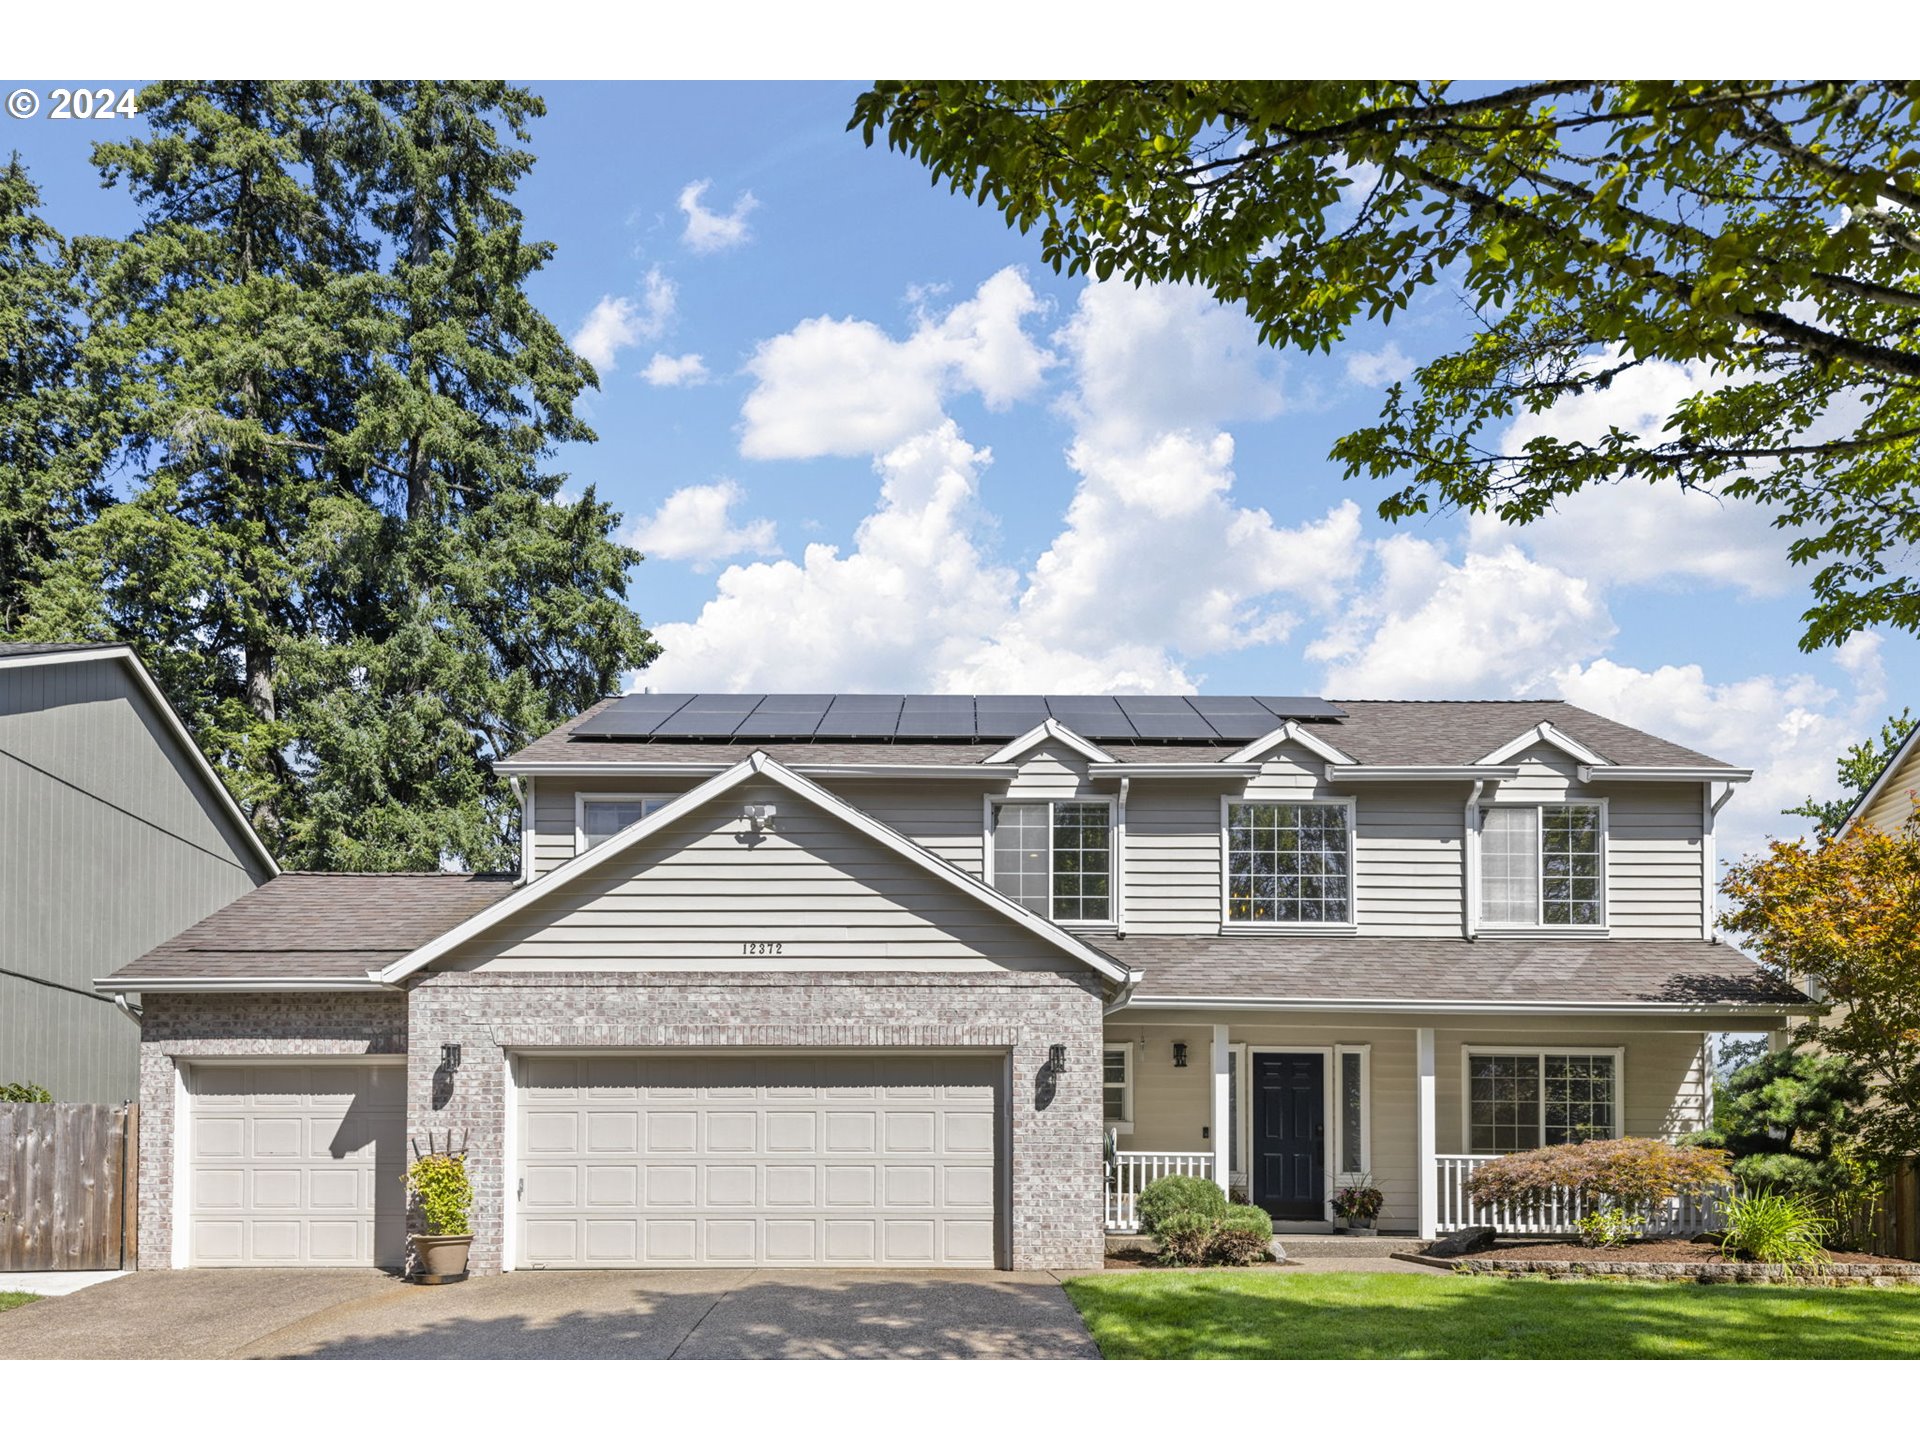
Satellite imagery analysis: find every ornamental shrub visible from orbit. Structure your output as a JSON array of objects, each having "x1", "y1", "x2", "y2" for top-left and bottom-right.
[
  {"x1": 1136, "y1": 1173, "x2": 1227, "y2": 1236},
  {"x1": 1574, "y1": 1206, "x2": 1643, "y2": 1248},
  {"x1": 1464, "y1": 1136, "x2": 1732, "y2": 1212},
  {"x1": 1208, "y1": 1205, "x2": 1275, "y2": 1265},
  {"x1": 1155, "y1": 1209, "x2": 1216, "y2": 1266},
  {"x1": 0, "y1": 1082, "x2": 53, "y2": 1102},
  {"x1": 1719, "y1": 1189, "x2": 1833, "y2": 1275},
  {"x1": 406, "y1": 1152, "x2": 473, "y2": 1236}
]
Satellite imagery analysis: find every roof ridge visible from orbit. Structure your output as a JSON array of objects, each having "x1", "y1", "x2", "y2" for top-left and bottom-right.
[{"x1": 275, "y1": 870, "x2": 517, "y2": 879}]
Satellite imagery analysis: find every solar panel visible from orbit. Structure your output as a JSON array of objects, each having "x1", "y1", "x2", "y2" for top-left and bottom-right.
[
  {"x1": 1255, "y1": 696, "x2": 1349, "y2": 720},
  {"x1": 1189, "y1": 696, "x2": 1286, "y2": 741},
  {"x1": 973, "y1": 697, "x2": 1049, "y2": 738},
  {"x1": 1045, "y1": 695, "x2": 1135, "y2": 739},
  {"x1": 895, "y1": 695, "x2": 977, "y2": 738},
  {"x1": 569, "y1": 693, "x2": 696, "y2": 738},
  {"x1": 813, "y1": 695, "x2": 905, "y2": 737},
  {"x1": 650, "y1": 694, "x2": 765, "y2": 737},
  {"x1": 731, "y1": 695, "x2": 833, "y2": 738},
  {"x1": 1115, "y1": 696, "x2": 1216, "y2": 739}
]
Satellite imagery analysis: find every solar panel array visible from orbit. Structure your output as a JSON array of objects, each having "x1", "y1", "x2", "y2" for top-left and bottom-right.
[{"x1": 570, "y1": 694, "x2": 1347, "y2": 743}]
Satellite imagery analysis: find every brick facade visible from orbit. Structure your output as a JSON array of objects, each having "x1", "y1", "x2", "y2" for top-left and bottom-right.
[
  {"x1": 137, "y1": 970, "x2": 1106, "y2": 1274},
  {"x1": 135, "y1": 991, "x2": 408, "y2": 1269}
]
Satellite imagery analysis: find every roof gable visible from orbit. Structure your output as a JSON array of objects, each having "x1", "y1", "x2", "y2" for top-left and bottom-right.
[
  {"x1": 1474, "y1": 720, "x2": 1609, "y2": 767},
  {"x1": 1838, "y1": 721, "x2": 1920, "y2": 837},
  {"x1": 984, "y1": 719, "x2": 1114, "y2": 765}
]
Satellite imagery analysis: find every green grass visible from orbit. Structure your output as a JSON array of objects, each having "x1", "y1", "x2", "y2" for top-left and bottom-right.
[
  {"x1": 0, "y1": 1292, "x2": 39, "y2": 1315},
  {"x1": 1063, "y1": 1270, "x2": 1920, "y2": 1359}
]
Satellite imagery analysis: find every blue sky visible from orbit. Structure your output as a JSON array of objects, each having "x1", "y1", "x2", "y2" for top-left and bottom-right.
[{"x1": 6, "y1": 79, "x2": 1913, "y2": 863}]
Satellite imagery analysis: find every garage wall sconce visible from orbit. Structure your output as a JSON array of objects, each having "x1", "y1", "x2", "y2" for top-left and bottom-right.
[
  {"x1": 1172, "y1": 1041, "x2": 1189, "y2": 1068},
  {"x1": 441, "y1": 1043, "x2": 462, "y2": 1071},
  {"x1": 1047, "y1": 1043, "x2": 1068, "y2": 1075}
]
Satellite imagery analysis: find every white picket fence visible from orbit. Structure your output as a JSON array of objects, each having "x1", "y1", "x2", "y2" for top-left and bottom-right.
[
  {"x1": 1106, "y1": 1150, "x2": 1214, "y2": 1231},
  {"x1": 1435, "y1": 1154, "x2": 1727, "y2": 1236}
]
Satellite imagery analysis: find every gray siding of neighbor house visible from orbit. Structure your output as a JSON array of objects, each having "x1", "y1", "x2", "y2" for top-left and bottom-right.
[
  {"x1": 524, "y1": 736, "x2": 1712, "y2": 940},
  {"x1": 1, "y1": 657, "x2": 269, "y2": 1102}
]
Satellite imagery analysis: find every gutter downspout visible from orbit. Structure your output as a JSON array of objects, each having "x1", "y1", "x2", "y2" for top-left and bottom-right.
[
  {"x1": 1705, "y1": 781, "x2": 1737, "y2": 943},
  {"x1": 1463, "y1": 779, "x2": 1486, "y2": 940},
  {"x1": 507, "y1": 775, "x2": 531, "y2": 885},
  {"x1": 1116, "y1": 777, "x2": 1130, "y2": 938},
  {"x1": 113, "y1": 991, "x2": 142, "y2": 1023}
]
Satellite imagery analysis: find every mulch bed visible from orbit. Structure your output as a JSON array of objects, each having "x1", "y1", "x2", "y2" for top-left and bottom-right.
[
  {"x1": 1492, "y1": 1238, "x2": 1891, "y2": 1265},
  {"x1": 1428, "y1": 1237, "x2": 1920, "y2": 1286}
]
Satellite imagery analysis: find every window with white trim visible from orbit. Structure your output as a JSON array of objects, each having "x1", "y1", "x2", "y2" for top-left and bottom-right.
[
  {"x1": 1102, "y1": 1044, "x2": 1132, "y2": 1128},
  {"x1": 990, "y1": 800, "x2": 1112, "y2": 922},
  {"x1": 576, "y1": 794, "x2": 669, "y2": 854},
  {"x1": 1225, "y1": 801, "x2": 1353, "y2": 924},
  {"x1": 1339, "y1": 1049, "x2": 1366, "y2": 1174},
  {"x1": 1479, "y1": 803, "x2": 1604, "y2": 927},
  {"x1": 1466, "y1": 1049, "x2": 1620, "y2": 1153}
]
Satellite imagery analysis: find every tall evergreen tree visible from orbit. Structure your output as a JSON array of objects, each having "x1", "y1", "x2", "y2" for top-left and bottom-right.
[
  {"x1": 25, "y1": 82, "x2": 655, "y2": 871},
  {"x1": 0, "y1": 157, "x2": 106, "y2": 633}
]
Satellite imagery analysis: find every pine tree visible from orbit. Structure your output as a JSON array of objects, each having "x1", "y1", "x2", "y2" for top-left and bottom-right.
[{"x1": 0, "y1": 157, "x2": 106, "y2": 633}]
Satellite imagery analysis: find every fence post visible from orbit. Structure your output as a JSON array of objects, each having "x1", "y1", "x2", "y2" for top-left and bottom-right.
[{"x1": 121, "y1": 1103, "x2": 139, "y2": 1270}]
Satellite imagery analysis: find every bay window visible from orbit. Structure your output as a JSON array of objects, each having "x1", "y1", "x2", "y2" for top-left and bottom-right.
[
  {"x1": 989, "y1": 800, "x2": 1112, "y2": 922},
  {"x1": 1466, "y1": 1048, "x2": 1621, "y2": 1153},
  {"x1": 1479, "y1": 803, "x2": 1604, "y2": 928},
  {"x1": 1224, "y1": 800, "x2": 1354, "y2": 925}
]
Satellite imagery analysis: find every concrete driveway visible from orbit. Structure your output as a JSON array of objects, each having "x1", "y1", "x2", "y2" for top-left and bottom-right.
[{"x1": 0, "y1": 1268, "x2": 1099, "y2": 1360}]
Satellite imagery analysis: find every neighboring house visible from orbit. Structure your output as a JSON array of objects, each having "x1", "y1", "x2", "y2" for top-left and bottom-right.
[
  {"x1": 1836, "y1": 723, "x2": 1920, "y2": 838},
  {"x1": 98, "y1": 693, "x2": 1808, "y2": 1273},
  {"x1": 2, "y1": 643, "x2": 276, "y2": 1103}
]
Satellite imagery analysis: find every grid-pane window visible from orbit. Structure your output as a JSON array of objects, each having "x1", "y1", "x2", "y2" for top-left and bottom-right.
[
  {"x1": 1052, "y1": 802, "x2": 1112, "y2": 921},
  {"x1": 992, "y1": 801, "x2": 1112, "y2": 922},
  {"x1": 580, "y1": 796, "x2": 666, "y2": 851},
  {"x1": 1225, "y1": 803, "x2": 1352, "y2": 923},
  {"x1": 1468, "y1": 1051, "x2": 1619, "y2": 1153},
  {"x1": 1468, "y1": 1054, "x2": 1542, "y2": 1154},
  {"x1": 1340, "y1": 1050, "x2": 1364, "y2": 1174},
  {"x1": 1542, "y1": 806, "x2": 1603, "y2": 926},
  {"x1": 1543, "y1": 1054, "x2": 1616, "y2": 1144},
  {"x1": 1478, "y1": 805, "x2": 1603, "y2": 927},
  {"x1": 1102, "y1": 1046, "x2": 1131, "y2": 1125}
]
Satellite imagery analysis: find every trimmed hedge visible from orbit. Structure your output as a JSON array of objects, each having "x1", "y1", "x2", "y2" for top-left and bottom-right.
[
  {"x1": 1208, "y1": 1204, "x2": 1275, "y2": 1266},
  {"x1": 1157, "y1": 1209, "x2": 1217, "y2": 1266},
  {"x1": 1137, "y1": 1173, "x2": 1228, "y2": 1236}
]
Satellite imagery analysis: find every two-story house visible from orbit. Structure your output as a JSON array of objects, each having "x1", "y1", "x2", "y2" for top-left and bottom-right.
[{"x1": 98, "y1": 693, "x2": 1807, "y2": 1273}]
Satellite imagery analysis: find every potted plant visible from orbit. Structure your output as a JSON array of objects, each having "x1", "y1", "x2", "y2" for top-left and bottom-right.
[
  {"x1": 406, "y1": 1149, "x2": 474, "y2": 1282},
  {"x1": 1332, "y1": 1176, "x2": 1385, "y2": 1236}
]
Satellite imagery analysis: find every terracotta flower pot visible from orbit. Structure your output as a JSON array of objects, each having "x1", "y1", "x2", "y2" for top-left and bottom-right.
[{"x1": 410, "y1": 1233, "x2": 473, "y2": 1283}]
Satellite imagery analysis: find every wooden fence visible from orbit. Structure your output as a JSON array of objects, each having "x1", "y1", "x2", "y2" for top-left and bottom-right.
[{"x1": 0, "y1": 1103, "x2": 138, "y2": 1271}]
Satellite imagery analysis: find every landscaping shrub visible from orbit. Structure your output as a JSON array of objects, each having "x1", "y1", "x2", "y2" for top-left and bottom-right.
[
  {"x1": 1719, "y1": 1190, "x2": 1833, "y2": 1275},
  {"x1": 0, "y1": 1082, "x2": 52, "y2": 1103},
  {"x1": 1573, "y1": 1206, "x2": 1643, "y2": 1248},
  {"x1": 1136, "y1": 1173, "x2": 1227, "y2": 1236},
  {"x1": 406, "y1": 1152, "x2": 473, "y2": 1236},
  {"x1": 1208, "y1": 1205, "x2": 1275, "y2": 1266},
  {"x1": 1155, "y1": 1209, "x2": 1216, "y2": 1266},
  {"x1": 1464, "y1": 1136, "x2": 1731, "y2": 1213}
]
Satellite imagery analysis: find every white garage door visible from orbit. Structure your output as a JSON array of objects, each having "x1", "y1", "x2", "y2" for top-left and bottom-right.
[
  {"x1": 187, "y1": 1062, "x2": 407, "y2": 1268},
  {"x1": 516, "y1": 1053, "x2": 1002, "y2": 1268}
]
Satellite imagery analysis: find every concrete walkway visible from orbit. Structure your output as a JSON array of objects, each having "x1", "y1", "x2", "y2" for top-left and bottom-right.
[
  {"x1": 0, "y1": 1270, "x2": 129, "y2": 1297},
  {"x1": 0, "y1": 1268, "x2": 1099, "y2": 1360}
]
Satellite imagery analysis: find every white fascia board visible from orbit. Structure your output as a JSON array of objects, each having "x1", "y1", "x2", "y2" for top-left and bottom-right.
[
  {"x1": 1119, "y1": 995, "x2": 1816, "y2": 1017},
  {"x1": 1, "y1": 645, "x2": 279, "y2": 878},
  {"x1": 1325, "y1": 765, "x2": 1521, "y2": 782},
  {"x1": 494, "y1": 761, "x2": 1022, "y2": 780},
  {"x1": 1577, "y1": 766, "x2": 1754, "y2": 784},
  {"x1": 1089, "y1": 763, "x2": 1263, "y2": 779},
  {"x1": 376, "y1": 750, "x2": 1137, "y2": 988},
  {"x1": 94, "y1": 976, "x2": 389, "y2": 992},
  {"x1": 1836, "y1": 722, "x2": 1920, "y2": 837},
  {"x1": 1224, "y1": 722, "x2": 1357, "y2": 767},
  {"x1": 1474, "y1": 721, "x2": 1609, "y2": 768},
  {"x1": 983, "y1": 719, "x2": 1115, "y2": 765}
]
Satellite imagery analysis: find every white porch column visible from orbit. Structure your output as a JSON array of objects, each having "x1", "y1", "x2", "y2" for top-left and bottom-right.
[
  {"x1": 1416, "y1": 1026, "x2": 1438, "y2": 1239},
  {"x1": 1211, "y1": 1024, "x2": 1232, "y2": 1199}
]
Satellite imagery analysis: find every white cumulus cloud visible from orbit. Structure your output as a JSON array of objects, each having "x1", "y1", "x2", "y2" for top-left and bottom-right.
[
  {"x1": 1345, "y1": 342, "x2": 1414, "y2": 387},
  {"x1": 641, "y1": 352, "x2": 710, "y2": 387},
  {"x1": 571, "y1": 267, "x2": 676, "y2": 374},
  {"x1": 627, "y1": 480, "x2": 778, "y2": 571},
  {"x1": 678, "y1": 180, "x2": 759, "y2": 253},
  {"x1": 738, "y1": 268, "x2": 1055, "y2": 460}
]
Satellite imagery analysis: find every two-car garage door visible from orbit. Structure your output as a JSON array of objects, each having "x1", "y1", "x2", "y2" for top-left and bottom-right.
[{"x1": 516, "y1": 1053, "x2": 1003, "y2": 1268}]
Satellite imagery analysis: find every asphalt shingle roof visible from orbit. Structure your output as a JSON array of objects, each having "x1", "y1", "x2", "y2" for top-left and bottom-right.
[
  {"x1": 102, "y1": 872, "x2": 517, "y2": 984},
  {"x1": 503, "y1": 696, "x2": 1730, "y2": 769},
  {"x1": 1099, "y1": 934, "x2": 1805, "y2": 1008},
  {"x1": 0, "y1": 641, "x2": 127, "y2": 658}
]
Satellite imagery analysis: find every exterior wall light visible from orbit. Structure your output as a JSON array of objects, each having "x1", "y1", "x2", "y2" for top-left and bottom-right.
[
  {"x1": 441, "y1": 1043, "x2": 462, "y2": 1071},
  {"x1": 743, "y1": 803, "x2": 779, "y2": 832},
  {"x1": 1172, "y1": 1041, "x2": 1189, "y2": 1068},
  {"x1": 1048, "y1": 1043, "x2": 1068, "y2": 1075}
]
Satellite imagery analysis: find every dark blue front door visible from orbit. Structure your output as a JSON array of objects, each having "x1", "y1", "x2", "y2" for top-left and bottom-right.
[{"x1": 1253, "y1": 1053, "x2": 1325, "y2": 1221}]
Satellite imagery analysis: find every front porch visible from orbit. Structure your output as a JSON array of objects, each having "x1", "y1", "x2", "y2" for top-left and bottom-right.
[{"x1": 1102, "y1": 1014, "x2": 1732, "y2": 1239}]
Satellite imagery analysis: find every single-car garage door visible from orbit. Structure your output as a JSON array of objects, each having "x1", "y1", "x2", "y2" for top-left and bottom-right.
[
  {"x1": 516, "y1": 1053, "x2": 1003, "y2": 1268},
  {"x1": 187, "y1": 1062, "x2": 407, "y2": 1267}
]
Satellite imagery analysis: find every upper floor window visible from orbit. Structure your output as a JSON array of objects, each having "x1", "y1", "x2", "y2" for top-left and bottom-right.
[
  {"x1": 989, "y1": 799, "x2": 1111, "y2": 923},
  {"x1": 1224, "y1": 801, "x2": 1353, "y2": 924},
  {"x1": 576, "y1": 793, "x2": 670, "y2": 855},
  {"x1": 1479, "y1": 803, "x2": 1604, "y2": 927}
]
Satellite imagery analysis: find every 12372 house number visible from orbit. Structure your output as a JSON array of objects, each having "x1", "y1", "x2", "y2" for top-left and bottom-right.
[{"x1": 741, "y1": 941, "x2": 785, "y2": 956}]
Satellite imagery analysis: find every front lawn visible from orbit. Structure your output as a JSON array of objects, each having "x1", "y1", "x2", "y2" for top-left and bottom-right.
[
  {"x1": 1063, "y1": 1270, "x2": 1920, "y2": 1359},
  {"x1": 0, "y1": 1292, "x2": 39, "y2": 1315}
]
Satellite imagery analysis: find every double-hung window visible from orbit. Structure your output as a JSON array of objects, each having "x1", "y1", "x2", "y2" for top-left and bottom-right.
[
  {"x1": 989, "y1": 800, "x2": 1112, "y2": 922},
  {"x1": 1479, "y1": 803, "x2": 1604, "y2": 928},
  {"x1": 1466, "y1": 1048, "x2": 1621, "y2": 1153},
  {"x1": 1224, "y1": 801, "x2": 1354, "y2": 924},
  {"x1": 575, "y1": 793, "x2": 670, "y2": 855},
  {"x1": 1102, "y1": 1044, "x2": 1132, "y2": 1129}
]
